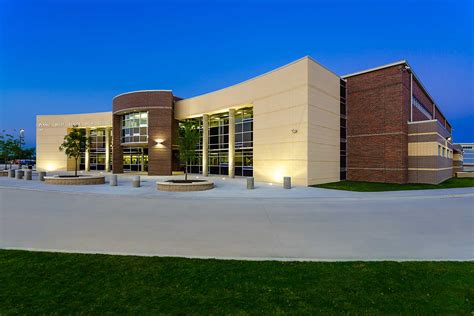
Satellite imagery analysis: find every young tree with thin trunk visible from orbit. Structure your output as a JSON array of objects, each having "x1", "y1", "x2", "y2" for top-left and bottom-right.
[
  {"x1": 177, "y1": 120, "x2": 201, "y2": 182},
  {"x1": 59, "y1": 126, "x2": 89, "y2": 177}
]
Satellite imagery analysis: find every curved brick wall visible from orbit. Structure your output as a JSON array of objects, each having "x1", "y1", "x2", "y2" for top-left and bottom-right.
[
  {"x1": 112, "y1": 90, "x2": 176, "y2": 176},
  {"x1": 113, "y1": 90, "x2": 174, "y2": 114}
]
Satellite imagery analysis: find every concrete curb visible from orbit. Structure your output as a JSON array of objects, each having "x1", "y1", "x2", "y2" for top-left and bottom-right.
[{"x1": 0, "y1": 185, "x2": 473, "y2": 202}]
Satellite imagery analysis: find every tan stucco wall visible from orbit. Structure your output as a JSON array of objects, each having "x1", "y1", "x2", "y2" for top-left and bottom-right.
[
  {"x1": 307, "y1": 60, "x2": 341, "y2": 184},
  {"x1": 36, "y1": 112, "x2": 112, "y2": 172},
  {"x1": 175, "y1": 57, "x2": 340, "y2": 185}
]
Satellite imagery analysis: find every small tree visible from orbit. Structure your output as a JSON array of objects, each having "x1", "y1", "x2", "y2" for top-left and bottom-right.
[
  {"x1": 177, "y1": 120, "x2": 201, "y2": 181},
  {"x1": 59, "y1": 126, "x2": 89, "y2": 177},
  {"x1": 0, "y1": 130, "x2": 21, "y2": 170}
]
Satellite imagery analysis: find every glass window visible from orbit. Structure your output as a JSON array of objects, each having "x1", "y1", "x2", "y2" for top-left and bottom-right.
[
  {"x1": 80, "y1": 128, "x2": 112, "y2": 171},
  {"x1": 185, "y1": 107, "x2": 253, "y2": 177},
  {"x1": 121, "y1": 111, "x2": 148, "y2": 143}
]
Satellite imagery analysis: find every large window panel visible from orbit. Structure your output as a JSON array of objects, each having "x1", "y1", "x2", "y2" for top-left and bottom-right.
[
  {"x1": 185, "y1": 107, "x2": 253, "y2": 176},
  {"x1": 121, "y1": 111, "x2": 148, "y2": 144}
]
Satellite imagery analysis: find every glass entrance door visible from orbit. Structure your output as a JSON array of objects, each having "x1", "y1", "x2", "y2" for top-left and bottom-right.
[{"x1": 123, "y1": 147, "x2": 148, "y2": 172}]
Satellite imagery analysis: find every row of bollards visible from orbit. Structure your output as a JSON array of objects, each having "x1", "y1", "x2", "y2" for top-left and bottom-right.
[
  {"x1": 14, "y1": 170, "x2": 33, "y2": 180},
  {"x1": 10, "y1": 169, "x2": 46, "y2": 181},
  {"x1": 7, "y1": 170, "x2": 292, "y2": 190}
]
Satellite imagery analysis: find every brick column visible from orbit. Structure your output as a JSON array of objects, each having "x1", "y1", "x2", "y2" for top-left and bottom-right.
[
  {"x1": 105, "y1": 127, "x2": 111, "y2": 172},
  {"x1": 228, "y1": 109, "x2": 235, "y2": 178},
  {"x1": 202, "y1": 114, "x2": 209, "y2": 176},
  {"x1": 85, "y1": 128, "x2": 90, "y2": 172},
  {"x1": 112, "y1": 114, "x2": 123, "y2": 174}
]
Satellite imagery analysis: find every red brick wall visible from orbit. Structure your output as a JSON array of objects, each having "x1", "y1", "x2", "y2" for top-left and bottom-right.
[
  {"x1": 147, "y1": 107, "x2": 173, "y2": 175},
  {"x1": 346, "y1": 65, "x2": 410, "y2": 183},
  {"x1": 112, "y1": 114, "x2": 123, "y2": 174},
  {"x1": 112, "y1": 91, "x2": 175, "y2": 175},
  {"x1": 412, "y1": 107, "x2": 430, "y2": 121},
  {"x1": 435, "y1": 107, "x2": 446, "y2": 126},
  {"x1": 412, "y1": 79, "x2": 433, "y2": 121}
]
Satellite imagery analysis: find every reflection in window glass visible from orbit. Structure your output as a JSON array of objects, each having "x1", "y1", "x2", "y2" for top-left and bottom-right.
[
  {"x1": 184, "y1": 107, "x2": 253, "y2": 176},
  {"x1": 121, "y1": 112, "x2": 148, "y2": 143},
  {"x1": 80, "y1": 128, "x2": 112, "y2": 171}
]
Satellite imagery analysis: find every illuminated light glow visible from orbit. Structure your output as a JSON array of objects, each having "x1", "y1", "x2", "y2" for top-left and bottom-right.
[
  {"x1": 269, "y1": 183, "x2": 273, "y2": 186},
  {"x1": 154, "y1": 139, "x2": 165, "y2": 148},
  {"x1": 222, "y1": 177, "x2": 225, "y2": 180},
  {"x1": 272, "y1": 169, "x2": 284, "y2": 183},
  {"x1": 46, "y1": 164, "x2": 57, "y2": 172}
]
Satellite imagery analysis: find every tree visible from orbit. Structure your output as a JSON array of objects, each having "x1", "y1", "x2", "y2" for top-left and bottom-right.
[
  {"x1": 59, "y1": 126, "x2": 89, "y2": 177},
  {"x1": 177, "y1": 120, "x2": 201, "y2": 181},
  {"x1": 0, "y1": 130, "x2": 21, "y2": 170},
  {"x1": 21, "y1": 147, "x2": 36, "y2": 160}
]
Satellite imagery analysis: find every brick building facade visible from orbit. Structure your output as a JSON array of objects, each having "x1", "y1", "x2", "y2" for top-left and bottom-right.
[{"x1": 343, "y1": 61, "x2": 454, "y2": 184}]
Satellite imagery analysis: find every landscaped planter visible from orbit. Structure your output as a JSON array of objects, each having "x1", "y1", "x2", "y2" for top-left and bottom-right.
[
  {"x1": 44, "y1": 175, "x2": 105, "y2": 185},
  {"x1": 156, "y1": 180, "x2": 214, "y2": 192}
]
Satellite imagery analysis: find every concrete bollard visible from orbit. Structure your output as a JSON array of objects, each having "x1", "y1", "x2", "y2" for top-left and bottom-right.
[
  {"x1": 247, "y1": 177, "x2": 254, "y2": 189},
  {"x1": 39, "y1": 171, "x2": 46, "y2": 181},
  {"x1": 110, "y1": 174, "x2": 117, "y2": 186},
  {"x1": 25, "y1": 170, "x2": 32, "y2": 180},
  {"x1": 132, "y1": 175, "x2": 140, "y2": 188},
  {"x1": 15, "y1": 170, "x2": 24, "y2": 180},
  {"x1": 8, "y1": 169, "x2": 15, "y2": 178},
  {"x1": 283, "y1": 176, "x2": 291, "y2": 189}
]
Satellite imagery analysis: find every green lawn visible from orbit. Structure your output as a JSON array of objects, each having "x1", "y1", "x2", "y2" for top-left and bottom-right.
[
  {"x1": 1, "y1": 250, "x2": 472, "y2": 314},
  {"x1": 313, "y1": 177, "x2": 474, "y2": 192}
]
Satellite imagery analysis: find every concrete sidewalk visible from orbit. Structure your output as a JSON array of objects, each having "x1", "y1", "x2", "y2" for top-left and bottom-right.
[{"x1": 1, "y1": 172, "x2": 473, "y2": 201}]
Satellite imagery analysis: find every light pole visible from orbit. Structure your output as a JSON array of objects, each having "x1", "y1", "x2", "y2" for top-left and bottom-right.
[{"x1": 19, "y1": 129, "x2": 25, "y2": 149}]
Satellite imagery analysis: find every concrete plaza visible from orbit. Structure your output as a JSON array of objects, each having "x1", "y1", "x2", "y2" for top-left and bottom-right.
[{"x1": 0, "y1": 173, "x2": 473, "y2": 260}]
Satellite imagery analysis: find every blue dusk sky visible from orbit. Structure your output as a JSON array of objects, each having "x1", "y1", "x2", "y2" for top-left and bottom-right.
[{"x1": 1, "y1": 0, "x2": 473, "y2": 147}]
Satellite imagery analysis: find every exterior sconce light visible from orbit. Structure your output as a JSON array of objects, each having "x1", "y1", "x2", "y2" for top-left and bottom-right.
[
  {"x1": 447, "y1": 137, "x2": 452, "y2": 142},
  {"x1": 154, "y1": 139, "x2": 165, "y2": 147},
  {"x1": 291, "y1": 129, "x2": 298, "y2": 134}
]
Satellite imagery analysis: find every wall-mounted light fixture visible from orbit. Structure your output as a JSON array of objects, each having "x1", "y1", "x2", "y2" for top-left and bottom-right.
[
  {"x1": 291, "y1": 129, "x2": 298, "y2": 134},
  {"x1": 154, "y1": 139, "x2": 165, "y2": 147}
]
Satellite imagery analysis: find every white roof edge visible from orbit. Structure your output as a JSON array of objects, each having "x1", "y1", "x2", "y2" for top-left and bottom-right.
[
  {"x1": 177, "y1": 56, "x2": 340, "y2": 102},
  {"x1": 341, "y1": 60, "x2": 407, "y2": 78},
  {"x1": 113, "y1": 90, "x2": 173, "y2": 100},
  {"x1": 407, "y1": 119, "x2": 438, "y2": 124}
]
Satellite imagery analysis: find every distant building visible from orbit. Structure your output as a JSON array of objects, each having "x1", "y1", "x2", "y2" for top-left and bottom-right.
[{"x1": 455, "y1": 143, "x2": 474, "y2": 171}]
